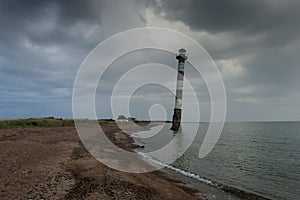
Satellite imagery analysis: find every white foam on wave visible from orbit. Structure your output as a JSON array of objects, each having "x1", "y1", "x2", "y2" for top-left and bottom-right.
[{"x1": 137, "y1": 152, "x2": 215, "y2": 186}]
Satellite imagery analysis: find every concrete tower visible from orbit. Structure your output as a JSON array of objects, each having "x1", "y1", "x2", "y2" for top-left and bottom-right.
[{"x1": 171, "y1": 48, "x2": 188, "y2": 131}]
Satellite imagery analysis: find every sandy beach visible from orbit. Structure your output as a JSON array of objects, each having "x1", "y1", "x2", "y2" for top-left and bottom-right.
[{"x1": 0, "y1": 123, "x2": 208, "y2": 199}]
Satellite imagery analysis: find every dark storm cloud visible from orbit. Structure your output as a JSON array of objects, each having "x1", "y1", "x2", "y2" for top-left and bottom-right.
[
  {"x1": 0, "y1": 0, "x2": 148, "y2": 118},
  {"x1": 0, "y1": 0, "x2": 112, "y2": 118},
  {"x1": 0, "y1": 0, "x2": 104, "y2": 47},
  {"x1": 0, "y1": 0, "x2": 101, "y2": 26},
  {"x1": 148, "y1": 0, "x2": 300, "y2": 35},
  {"x1": 145, "y1": 0, "x2": 300, "y2": 68},
  {"x1": 0, "y1": 0, "x2": 299, "y2": 120},
  {"x1": 145, "y1": 0, "x2": 300, "y2": 120}
]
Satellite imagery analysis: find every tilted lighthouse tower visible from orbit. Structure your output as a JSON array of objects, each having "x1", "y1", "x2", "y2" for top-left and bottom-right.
[{"x1": 171, "y1": 48, "x2": 188, "y2": 131}]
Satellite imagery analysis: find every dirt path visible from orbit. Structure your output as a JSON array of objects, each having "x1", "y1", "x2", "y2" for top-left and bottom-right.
[{"x1": 0, "y1": 125, "x2": 204, "y2": 199}]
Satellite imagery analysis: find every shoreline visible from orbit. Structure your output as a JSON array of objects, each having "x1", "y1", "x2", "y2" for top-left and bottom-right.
[
  {"x1": 0, "y1": 123, "x2": 205, "y2": 199},
  {"x1": 122, "y1": 122, "x2": 242, "y2": 200},
  {"x1": 0, "y1": 121, "x2": 275, "y2": 199},
  {"x1": 130, "y1": 123, "x2": 272, "y2": 200}
]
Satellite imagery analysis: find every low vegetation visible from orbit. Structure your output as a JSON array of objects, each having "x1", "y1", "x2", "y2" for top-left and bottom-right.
[
  {"x1": 0, "y1": 117, "x2": 151, "y2": 129},
  {"x1": 0, "y1": 117, "x2": 74, "y2": 129}
]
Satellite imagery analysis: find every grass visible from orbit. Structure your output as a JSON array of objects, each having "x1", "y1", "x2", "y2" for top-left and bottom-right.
[
  {"x1": 0, "y1": 118, "x2": 74, "y2": 129},
  {"x1": 0, "y1": 118, "x2": 151, "y2": 129}
]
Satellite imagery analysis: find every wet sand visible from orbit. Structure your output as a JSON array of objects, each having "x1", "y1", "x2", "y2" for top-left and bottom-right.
[{"x1": 0, "y1": 124, "x2": 206, "y2": 199}]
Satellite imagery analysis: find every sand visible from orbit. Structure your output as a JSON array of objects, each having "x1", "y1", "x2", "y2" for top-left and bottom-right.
[{"x1": 0, "y1": 124, "x2": 206, "y2": 199}]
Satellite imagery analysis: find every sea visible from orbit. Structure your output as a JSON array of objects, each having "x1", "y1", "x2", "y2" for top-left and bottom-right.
[{"x1": 133, "y1": 122, "x2": 300, "y2": 200}]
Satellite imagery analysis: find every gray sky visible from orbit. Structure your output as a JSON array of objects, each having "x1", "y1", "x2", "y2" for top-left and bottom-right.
[{"x1": 0, "y1": 0, "x2": 299, "y2": 121}]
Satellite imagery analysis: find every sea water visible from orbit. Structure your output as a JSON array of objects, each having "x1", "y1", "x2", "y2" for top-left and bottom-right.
[{"x1": 134, "y1": 122, "x2": 300, "y2": 200}]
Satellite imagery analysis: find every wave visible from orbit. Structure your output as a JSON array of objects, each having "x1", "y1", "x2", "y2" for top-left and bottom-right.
[
  {"x1": 137, "y1": 152, "x2": 215, "y2": 186},
  {"x1": 137, "y1": 152, "x2": 271, "y2": 200}
]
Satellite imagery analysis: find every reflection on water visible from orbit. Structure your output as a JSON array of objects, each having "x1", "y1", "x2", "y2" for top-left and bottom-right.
[{"x1": 135, "y1": 123, "x2": 197, "y2": 165}]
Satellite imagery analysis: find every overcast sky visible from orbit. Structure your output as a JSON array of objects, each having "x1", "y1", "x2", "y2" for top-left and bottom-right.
[{"x1": 0, "y1": 0, "x2": 299, "y2": 121}]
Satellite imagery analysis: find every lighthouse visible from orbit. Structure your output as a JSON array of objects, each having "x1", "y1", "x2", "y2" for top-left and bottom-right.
[{"x1": 171, "y1": 48, "x2": 188, "y2": 131}]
